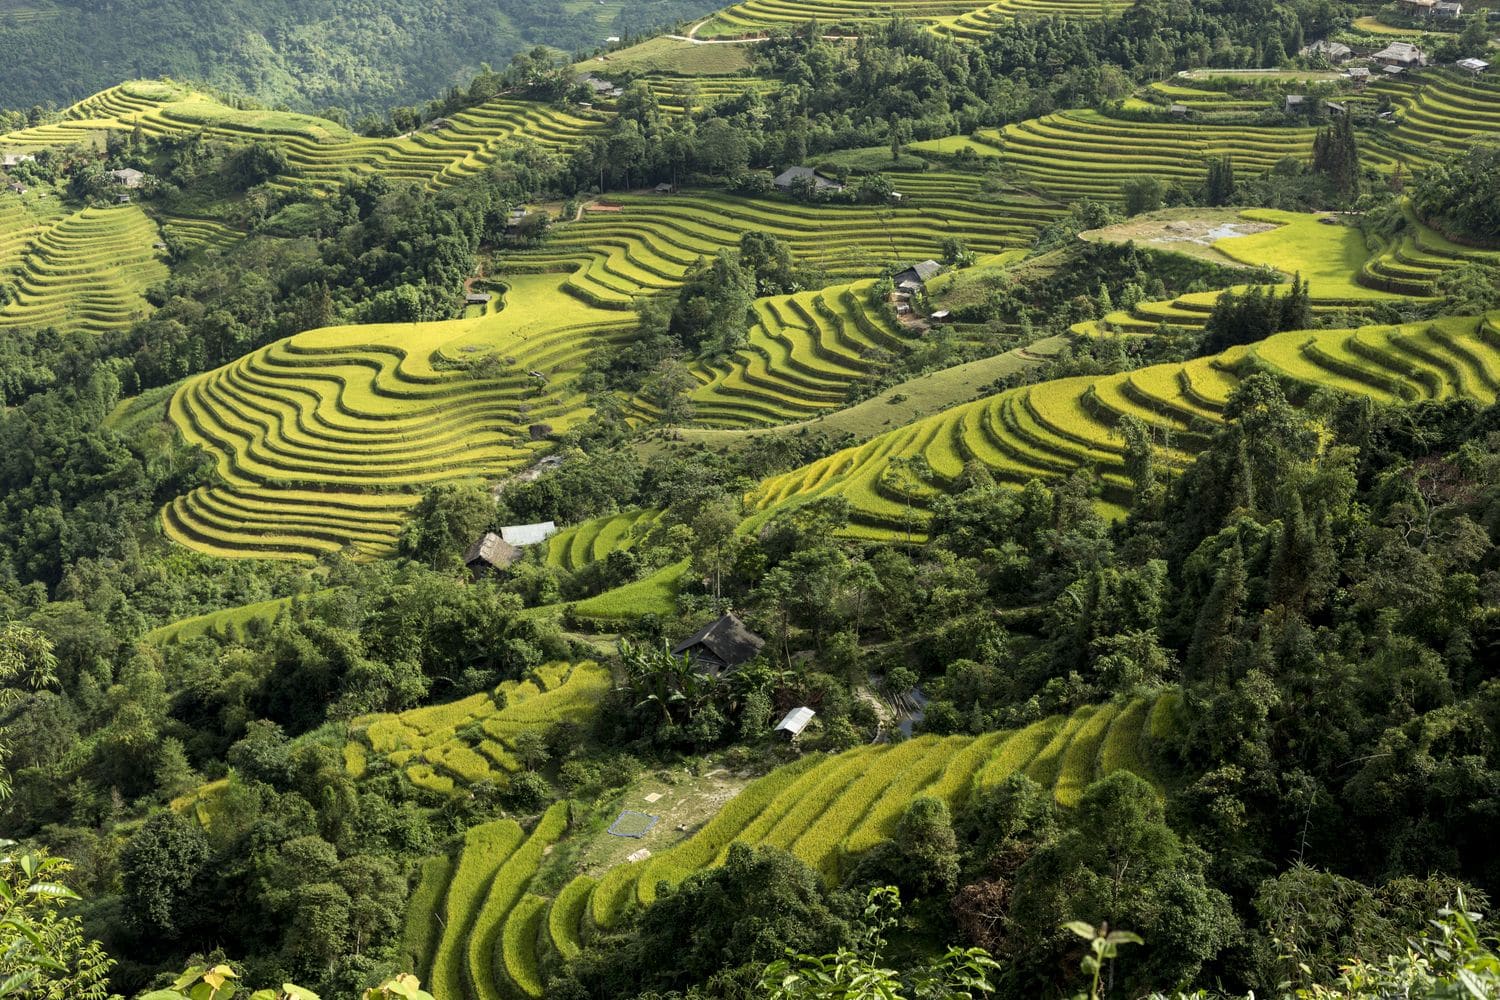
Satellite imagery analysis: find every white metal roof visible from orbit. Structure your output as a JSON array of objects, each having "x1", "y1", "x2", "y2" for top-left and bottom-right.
[
  {"x1": 499, "y1": 521, "x2": 558, "y2": 547},
  {"x1": 774, "y1": 706, "x2": 815, "y2": 735}
]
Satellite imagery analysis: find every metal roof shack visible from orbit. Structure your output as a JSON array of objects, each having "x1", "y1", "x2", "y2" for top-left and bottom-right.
[
  {"x1": 499, "y1": 521, "x2": 558, "y2": 547},
  {"x1": 108, "y1": 167, "x2": 145, "y2": 188},
  {"x1": 466, "y1": 292, "x2": 493, "y2": 305},
  {"x1": 671, "y1": 612, "x2": 765, "y2": 677},
  {"x1": 774, "y1": 707, "x2": 815, "y2": 740},
  {"x1": 1458, "y1": 57, "x2": 1490, "y2": 74}
]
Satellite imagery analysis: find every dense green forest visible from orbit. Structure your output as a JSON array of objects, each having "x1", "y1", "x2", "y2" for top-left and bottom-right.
[
  {"x1": 0, "y1": 0, "x2": 720, "y2": 115},
  {"x1": 2, "y1": 0, "x2": 1500, "y2": 996}
]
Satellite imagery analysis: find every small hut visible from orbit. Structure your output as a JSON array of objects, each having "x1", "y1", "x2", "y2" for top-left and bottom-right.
[
  {"x1": 671, "y1": 613, "x2": 765, "y2": 677},
  {"x1": 773, "y1": 707, "x2": 815, "y2": 741},
  {"x1": 463, "y1": 532, "x2": 522, "y2": 579}
]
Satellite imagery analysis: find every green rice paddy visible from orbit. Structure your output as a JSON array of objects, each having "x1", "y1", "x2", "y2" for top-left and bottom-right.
[
  {"x1": 746, "y1": 316, "x2": 1500, "y2": 539},
  {"x1": 401, "y1": 693, "x2": 1169, "y2": 999}
]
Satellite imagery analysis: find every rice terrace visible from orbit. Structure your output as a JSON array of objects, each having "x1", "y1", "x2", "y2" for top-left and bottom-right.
[{"x1": 2, "y1": 0, "x2": 1500, "y2": 998}]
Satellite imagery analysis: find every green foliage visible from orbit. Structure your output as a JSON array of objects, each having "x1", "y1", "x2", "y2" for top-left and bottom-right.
[
  {"x1": 0, "y1": 842, "x2": 112, "y2": 1000},
  {"x1": 1413, "y1": 144, "x2": 1500, "y2": 246}
]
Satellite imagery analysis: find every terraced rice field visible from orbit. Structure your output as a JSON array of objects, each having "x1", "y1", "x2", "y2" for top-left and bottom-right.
[
  {"x1": 505, "y1": 180, "x2": 1061, "y2": 307},
  {"x1": 1077, "y1": 209, "x2": 1413, "y2": 339},
  {"x1": 590, "y1": 74, "x2": 778, "y2": 116},
  {"x1": 0, "y1": 81, "x2": 608, "y2": 192},
  {"x1": 347, "y1": 661, "x2": 610, "y2": 794},
  {"x1": 402, "y1": 694, "x2": 1172, "y2": 999},
  {"x1": 1362, "y1": 70, "x2": 1500, "y2": 173},
  {"x1": 160, "y1": 272, "x2": 636, "y2": 561},
  {"x1": 0, "y1": 190, "x2": 66, "y2": 274},
  {"x1": 697, "y1": 0, "x2": 1118, "y2": 38},
  {"x1": 158, "y1": 213, "x2": 244, "y2": 253},
  {"x1": 543, "y1": 509, "x2": 663, "y2": 572},
  {"x1": 686, "y1": 277, "x2": 920, "y2": 426},
  {"x1": 1142, "y1": 82, "x2": 1269, "y2": 114},
  {"x1": 935, "y1": 0, "x2": 1121, "y2": 37},
  {"x1": 1361, "y1": 202, "x2": 1500, "y2": 297},
  {"x1": 0, "y1": 203, "x2": 166, "y2": 334},
  {"x1": 913, "y1": 110, "x2": 1318, "y2": 202},
  {"x1": 745, "y1": 316, "x2": 1500, "y2": 538}
]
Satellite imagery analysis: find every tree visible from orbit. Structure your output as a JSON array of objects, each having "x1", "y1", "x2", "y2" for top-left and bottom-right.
[
  {"x1": 1204, "y1": 157, "x2": 1236, "y2": 206},
  {"x1": 0, "y1": 622, "x2": 61, "y2": 799},
  {"x1": 0, "y1": 843, "x2": 113, "y2": 1000},
  {"x1": 119, "y1": 811, "x2": 212, "y2": 940},
  {"x1": 1121, "y1": 176, "x2": 1164, "y2": 216},
  {"x1": 641, "y1": 358, "x2": 697, "y2": 425},
  {"x1": 1006, "y1": 772, "x2": 1236, "y2": 995},
  {"x1": 1311, "y1": 115, "x2": 1359, "y2": 200},
  {"x1": 397, "y1": 483, "x2": 496, "y2": 568}
]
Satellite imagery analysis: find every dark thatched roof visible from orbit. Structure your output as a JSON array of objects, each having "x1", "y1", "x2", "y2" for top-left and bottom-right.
[
  {"x1": 463, "y1": 531, "x2": 520, "y2": 569},
  {"x1": 672, "y1": 613, "x2": 765, "y2": 672}
]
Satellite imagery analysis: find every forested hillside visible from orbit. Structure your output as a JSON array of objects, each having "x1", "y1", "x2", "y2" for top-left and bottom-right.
[
  {"x1": 2, "y1": 1, "x2": 1500, "y2": 998},
  {"x1": 0, "y1": 0, "x2": 719, "y2": 115}
]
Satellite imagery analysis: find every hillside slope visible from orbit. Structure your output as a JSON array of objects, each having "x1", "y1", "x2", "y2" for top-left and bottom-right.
[{"x1": 0, "y1": 0, "x2": 721, "y2": 115}]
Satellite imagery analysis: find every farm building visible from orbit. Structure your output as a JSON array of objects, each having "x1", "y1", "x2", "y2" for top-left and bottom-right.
[
  {"x1": 892, "y1": 259, "x2": 943, "y2": 289},
  {"x1": 1, "y1": 153, "x2": 35, "y2": 169},
  {"x1": 929, "y1": 309, "x2": 951, "y2": 324},
  {"x1": 773, "y1": 707, "x2": 815, "y2": 741},
  {"x1": 1373, "y1": 42, "x2": 1426, "y2": 67},
  {"x1": 671, "y1": 612, "x2": 765, "y2": 676},
  {"x1": 772, "y1": 165, "x2": 845, "y2": 193},
  {"x1": 1285, "y1": 94, "x2": 1309, "y2": 113},
  {"x1": 463, "y1": 532, "x2": 522, "y2": 578},
  {"x1": 1434, "y1": 1, "x2": 1463, "y2": 17},
  {"x1": 1300, "y1": 39, "x2": 1352, "y2": 62},
  {"x1": 1168, "y1": 103, "x2": 1190, "y2": 116},
  {"x1": 465, "y1": 292, "x2": 493, "y2": 306},
  {"x1": 1458, "y1": 57, "x2": 1490, "y2": 74},
  {"x1": 1347, "y1": 66, "x2": 1371, "y2": 88},
  {"x1": 108, "y1": 167, "x2": 145, "y2": 188},
  {"x1": 1397, "y1": 0, "x2": 1437, "y2": 13}
]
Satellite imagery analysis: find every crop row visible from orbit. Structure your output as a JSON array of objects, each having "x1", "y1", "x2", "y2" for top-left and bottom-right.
[
  {"x1": 398, "y1": 694, "x2": 1166, "y2": 999},
  {"x1": 160, "y1": 272, "x2": 637, "y2": 560},
  {"x1": 2, "y1": 83, "x2": 608, "y2": 192},
  {"x1": 747, "y1": 316, "x2": 1500, "y2": 539},
  {"x1": 349, "y1": 662, "x2": 609, "y2": 795},
  {"x1": 687, "y1": 278, "x2": 925, "y2": 427},
  {"x1": 504, "y1": 185, "x2": 1061, "y2": 307},
  {"x1": 543, "y1": 508, "x2": 664, "y2": 572},
  {"x1": 0, "y1": 204, "x2": 166, "y2": 335}
]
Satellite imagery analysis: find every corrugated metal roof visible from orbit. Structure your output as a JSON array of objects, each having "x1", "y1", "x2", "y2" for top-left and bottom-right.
[
  {"x1": 500, "y1": 521, "x2": 557, "y2": 547},
  {"x1": 774, "y1": 706, "x2": 815, "y2": 735}
]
